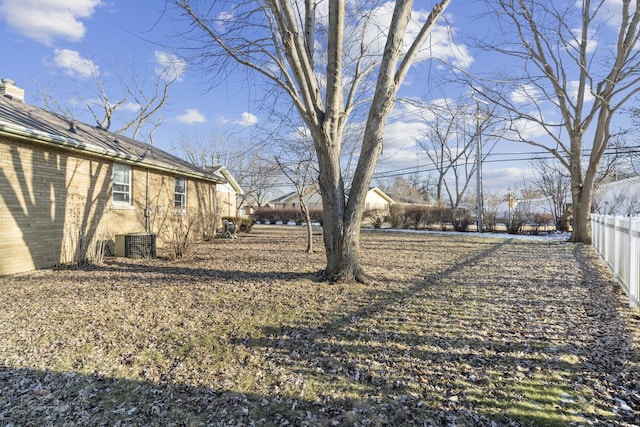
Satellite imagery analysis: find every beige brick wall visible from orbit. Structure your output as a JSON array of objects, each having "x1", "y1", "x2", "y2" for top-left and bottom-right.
[{"x1": 0, "y1": 136, "x2": 218, "y2": 275}]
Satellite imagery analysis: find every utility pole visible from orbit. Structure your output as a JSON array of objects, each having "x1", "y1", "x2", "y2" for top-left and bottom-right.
[{"x1": 473, "y1": 94, "x2": 489, "y2": 233}]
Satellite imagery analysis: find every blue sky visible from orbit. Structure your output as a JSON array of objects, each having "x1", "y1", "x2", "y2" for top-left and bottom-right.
[{"x1": 0, "y1": 1, "x2": 635, "y2": 197}]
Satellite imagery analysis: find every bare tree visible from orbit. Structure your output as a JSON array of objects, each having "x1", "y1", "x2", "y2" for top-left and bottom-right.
[
  {"x1": 596, "y1": 134, "x2": 640, "y2": 182},
  {"x1": 275, "y1": 143, "x2": 318, "y2": 253},
  {"x1": 39, "y1": 57, "x2": 179, "y2": 145},
  {"x1": 116, "y1": 72, "x2": 176, "y2": 143},
  {"x1": 479, "y1": 0, "x2": 640, "y2": 243},
  {"x1": 378, "y1": 176, "x2": 428, "y2": 204},
  {"x1": 531, "y1": 159, "x2": 571, "y2": 231},
  {"x1": 415, "y1": 96, "x2": 498, "y2": 208},
  {"x1": 175, "y1": 129, "x2": 280, "y2": 213},
  {"x1": 86, "y1": 66, "x2": 128, "y2": 132},
  {"x1": 171, "y1": 0, "x2": 452, "y2": 282},
  {"x1": 508, "y1": 180, "x2": 538, "y2": 234},
  {"x1": 593, "y1": 187, "x2": 640, "y2": 215}
]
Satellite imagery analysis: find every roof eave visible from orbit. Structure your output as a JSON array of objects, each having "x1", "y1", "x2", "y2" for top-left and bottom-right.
[{"x1": 0, "y1": 122, "x2": 225, "y2": 184}]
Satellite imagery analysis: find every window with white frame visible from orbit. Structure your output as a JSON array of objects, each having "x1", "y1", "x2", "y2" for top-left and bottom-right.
[
  {"x1": 175, "y1": 177, "x2": 186, "y2": 210},
  {"x1": 215, "y1": 195, "x2": 221, "y2": 216},
  {"x1": 112, "y1": 163, "x2": 131, "y2": 204}
]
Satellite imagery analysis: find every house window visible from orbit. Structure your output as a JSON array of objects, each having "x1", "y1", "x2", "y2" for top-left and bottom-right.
[
  {"x1": 215, "y1": 195, "x2": 221, "y2": 216},
  {"x1": 112, "y1": 163, "x2": 131, "y2": 204},
  {"x1": 175, "y1": 177, "x2": 186, "y2": 210}
]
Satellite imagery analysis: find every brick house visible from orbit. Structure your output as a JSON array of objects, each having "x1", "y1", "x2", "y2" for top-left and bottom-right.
[{"x1": 0, "y1": 79, "x2": 236, "y2": 275}]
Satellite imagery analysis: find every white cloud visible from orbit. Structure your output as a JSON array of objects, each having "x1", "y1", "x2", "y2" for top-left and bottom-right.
[
  {"x1": 121, "y1": 102, "x2": 141, "y2": 113},
  {"x1": 375, "y1": 106, "x2": 431, "y2": 171},
  {"x1": 509, "y1": 116, "x2": 548, "y2": 140},
  {"x1": 215, "y1": 11, "x2": 234, "y2": 32},
  {"x1": 52, "y1": 49, "x2": 98, "y2": 79},
  {"x1": 343, "y1": 3, "x2": 473, "y2": 73},
  {"x1": 410, "y1": 10, "x2": 474, "y2": 70},
  {"x1": 595, "y1": 0, "x2": 638, "y2": 28},
  {"x1": 567, "y1": 80, "x2": 595, "y2": 104},
  {"x1": 216, "y1": 112, "x2": 258, "y2": 127},
  {"x1": 154, "y1": 51, "x2": 187, "y2": 82},
  {"x1": 0, "y1": 0, "x2": 102, "y2": 45},
  {"x1": 483, "y1": 167, "x2": 534, "y2": 192},
  {"x1": 510, "y1": 84, "x2": 543, "y2": 105},
  {"x1": 176, "y1": 109, "x2": 206, "y2": 124},
  {"x1": 234, "y1": 112, "x2": 258, "y2": 127}
]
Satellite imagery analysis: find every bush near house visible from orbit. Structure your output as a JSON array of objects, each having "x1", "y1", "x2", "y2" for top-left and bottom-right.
[{"x1": 164, "y1": 209, "x2": 203, "y2": 259}]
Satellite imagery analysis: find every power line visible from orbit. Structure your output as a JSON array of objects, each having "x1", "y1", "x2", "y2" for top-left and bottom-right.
[{"x1": 373, "y1": 146, "x2": 640, "y2": 179}]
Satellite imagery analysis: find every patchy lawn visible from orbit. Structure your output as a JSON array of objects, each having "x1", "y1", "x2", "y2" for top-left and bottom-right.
[{"x1": 0, "y1": 225, "x2": 638, "y2": 426}]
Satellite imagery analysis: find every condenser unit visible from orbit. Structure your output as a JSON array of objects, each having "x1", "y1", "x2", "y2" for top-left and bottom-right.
[{"x1": 115, "y1": 233, "x2": 156, "y2": 259}]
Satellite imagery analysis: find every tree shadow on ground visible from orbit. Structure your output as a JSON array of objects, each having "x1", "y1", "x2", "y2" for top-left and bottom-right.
[
  {"x1": 225, "y1": 240, "x2": 637, "y2": 426},
  {"x1": 80, "y1": 260, "x2": 320, "y2": 285},
  {"x1": 0, "y1": 365, "x2": 315, "y2": 426}
]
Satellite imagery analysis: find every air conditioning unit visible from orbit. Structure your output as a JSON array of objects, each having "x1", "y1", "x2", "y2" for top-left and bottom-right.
[{"x1": 115, "y1": 233, "x2": 156, "y2": 259}]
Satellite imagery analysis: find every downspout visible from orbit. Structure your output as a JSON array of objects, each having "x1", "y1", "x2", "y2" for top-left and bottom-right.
[{"x1": 145, "y1": 168, "x2": 150, "y2": 233}]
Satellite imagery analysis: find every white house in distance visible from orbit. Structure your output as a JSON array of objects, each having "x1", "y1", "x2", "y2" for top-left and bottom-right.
[
  {"x1": 593, "y1": 176, "x2": 640, "y2": 215},
  {"x1": 509, "y1": 176, "x2": 640, "y2": 217},
  {"x1": 270, "y1": 187, "x2": 394, "y2": 212}
]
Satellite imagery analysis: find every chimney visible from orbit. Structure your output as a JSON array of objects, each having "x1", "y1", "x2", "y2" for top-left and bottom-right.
[{"x1": 0, "y1": 79, "x2": 25, "y2": 102}]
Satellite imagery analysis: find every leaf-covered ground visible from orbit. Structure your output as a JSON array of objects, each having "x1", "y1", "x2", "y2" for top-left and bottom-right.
[{"x1": 0, "y1": 226, "x2": 639, "y2": 426}]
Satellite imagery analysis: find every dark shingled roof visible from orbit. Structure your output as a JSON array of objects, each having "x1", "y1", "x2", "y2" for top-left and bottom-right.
[{"x1": 0, "y1": 95, "x2": 224, "y2": 183}]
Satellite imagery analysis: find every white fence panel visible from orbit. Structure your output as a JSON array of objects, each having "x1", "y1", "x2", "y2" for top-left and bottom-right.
[{"x1": 591, "y1": 214, "x2": 640, "y2": 310}]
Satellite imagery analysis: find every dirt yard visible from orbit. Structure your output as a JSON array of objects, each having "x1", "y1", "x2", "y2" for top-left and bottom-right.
[{"x1": 0, "y1": 225, "x2": 638, "y2": 426}]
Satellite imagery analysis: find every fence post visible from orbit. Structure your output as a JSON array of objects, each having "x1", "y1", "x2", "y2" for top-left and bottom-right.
[
  {"x1": 629, "y1": 217, "x2": 640, "y2": 310},
  {"x1": 604, "y1": 216, "x2": 613, "y2": 268},
  {"x1": 613, "y1": 216, "x2": 621, "y2": 282}
]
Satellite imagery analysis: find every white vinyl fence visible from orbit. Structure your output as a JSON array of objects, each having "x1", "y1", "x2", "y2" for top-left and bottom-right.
[{"x1": 591, "y1": 214, "x2": 640, "y2": 310}]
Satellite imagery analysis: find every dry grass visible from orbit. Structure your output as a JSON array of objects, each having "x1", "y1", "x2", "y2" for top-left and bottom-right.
[{"x1": 0, "y1": 225, "x2": 639, "y2": 426}]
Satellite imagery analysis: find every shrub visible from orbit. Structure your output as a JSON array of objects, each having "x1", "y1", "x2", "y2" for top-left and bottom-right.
[
  {"x1": 389, "y1": 204, "x2": 430, "y2": 229},
  {"x1": 427, "y1": 206, "x2": 449, "y2": 230},
  {"x1": 166, "y1": 209, "x2": 202, "y2": 259},
  {"x1": 484, "y1": 211, "x2": 497, "y2": 233},
  {"x1": 556, "y1": 210, "x2": 572, "y2": 232},
  {"x1": 254, "y1": 207, "x2": 323, "y2": 225},
  {"x1": 389, "y1": 204, "x2": 412, "y2": 229},
  {"x1": 533, "y1": 213, "x2": 553, "y2": 233},
  {"x1": 506, "y1": 211, "x2": 528, "y2": 234},
  {"x1": 363, "y1": 209, "x2": 389, "y2": 228},
  {"x1": 450, "y1": 208, "x2": 472, "y2": 232},
  {"x1": 389, "y1": 204, "x2": 475, "y2": 231}
]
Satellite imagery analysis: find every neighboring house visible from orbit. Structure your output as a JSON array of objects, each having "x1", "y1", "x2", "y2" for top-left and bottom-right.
[
  {"x1": 514, "y1": 196, "x2": 553, "y2": 215},
  {"x1": 270, "y1": 187, "x2": 394, "y2": 212},
  {"x1": 270, "y1": 187, "x2": 323, "y2": 210},
  {"x1": 0, "y1": 79, "x2": 232, "y2": 275},
  {"x1": 594, "y1": 176, "x2": 640, "y2": 215},
  {"x1": 364, "y1": 187, "x2": 395, "y2": 211}
]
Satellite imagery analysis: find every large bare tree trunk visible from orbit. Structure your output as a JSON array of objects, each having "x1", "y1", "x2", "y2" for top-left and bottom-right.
[
  {"x1": 571, "y1": 187, "x2": 593, "y2": 244},
  {"x1": 174, "y1": 0, "x2": 451, "y2": 282}
]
